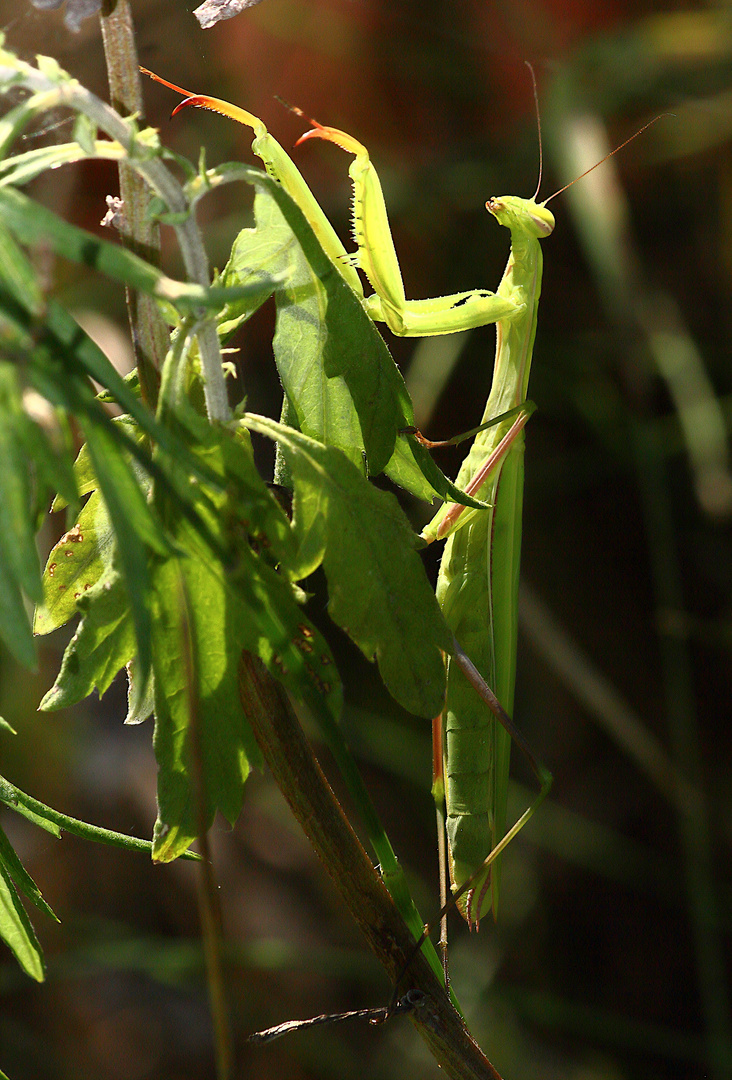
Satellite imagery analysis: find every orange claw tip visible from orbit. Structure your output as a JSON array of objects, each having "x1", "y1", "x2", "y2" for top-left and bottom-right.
[
  {"x1": 294, "y1": 126, "x2": 327, "y2": 147},
  {"x1": 170, "y1": 95, "x2": 215, "y2": 118},
  {"x1": 295, "y1": 124, "x2": 364, "y2": 157}
]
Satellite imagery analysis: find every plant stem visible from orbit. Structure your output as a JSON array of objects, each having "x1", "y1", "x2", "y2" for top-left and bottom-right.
[
  {"x1": 0, "y1": 775, "x2": 199, "y2": 859},
  {"x1": 99, "y1": 0, "x2": 165, "y2": 409},
  {"x1": 0, "y1": 50, "x2": 231, "y2": 422},
  {"x1": 238, "y1": 654, "x2": 504, "y2": 1080}
]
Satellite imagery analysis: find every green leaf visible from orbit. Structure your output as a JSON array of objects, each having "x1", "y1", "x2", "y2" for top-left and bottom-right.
[
  {"x1": 0, "y1": 717, "x2": 16, "y2": 734},
  {"x1": 0, "y1": 215, "x2": 43, "y2": 314},
  {"x1": 383, "y1": 434, "x2": 441, "y2": 503},
  {"x1": 0, "y1": 824, "x2": 58, "y2": 922},
  {"x1": 400, "y1": 433, "x2": 492, "y2": 510},
  {"x1": 125, "y1": 657, "x2": 154, "y2": 725},
  {"x1": 14, "y1": 391, "x2": 77, "y2": 515},
  {"x1": 0, "y1": 545, "x2": 35, "y2": 668},
  {"x1": 82, "y1": 422, "x2": 161, "y2": 682},
  {"x1": 216, "y1": 163, "x2": 415, "y2": 475},
  {"x1": 223, "y1": 193, "x2": 366, "y2": 471},
  {"x1": 72, "y1": 111, "x2": 96, "y2": 155},
  {"x1": 0, "y1": 367, "x2": 43, "y2": 601},
  {"x1": 242, "y1": 414, "x2": 450, "y2": 718},
  {"x1": 0, "y1": 853, "x2": 45, "y2": 981},
  {"x1": 0, "y1": 139, "x2": 108, "y2": 187},
  {"x1": 150, "y1": 542, "x2": 260, "y2": 861},
  {"x1": 151, "y1": 424, "x2": 341, "y2": 861},
  {"x1": 39, "y1": 569, "x2": 135, "y2": 711},
  {"x1": 34, "y1": 490, "x2": 113, "y2": 636},
  {"x1": 0, "y1": 186, "x2": 279, "y2": 312}
]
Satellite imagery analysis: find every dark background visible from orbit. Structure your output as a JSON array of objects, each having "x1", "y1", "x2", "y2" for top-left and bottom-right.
[{"x1": 0, "y1": 1, "x2": 730, "y2": 1078}]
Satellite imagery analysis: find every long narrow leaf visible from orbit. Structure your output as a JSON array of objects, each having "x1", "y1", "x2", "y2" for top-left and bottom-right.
[
  {"x1": 0, "y1": 546, "x2": 35, "y2": 668},
  {"x1": 0, "y1": 369, "x2": 43, "y2": 601},
  {"x1": 82, "y1": 422, "x2": 159, "y2": 681},
  {"x1": 0, "y1": 825, "x2": 57, "y2": 922},
  {"x1": 0, "y1": 186, "x2": 277, "y2": 311},
  {"x1": 0, "y1": 857, "x2": 45, "y2": 981}
]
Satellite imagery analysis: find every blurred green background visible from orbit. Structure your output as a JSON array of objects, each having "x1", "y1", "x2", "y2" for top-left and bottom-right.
[{"x1": 0, "y1": 1, "x2": 730, "y2": 1077}]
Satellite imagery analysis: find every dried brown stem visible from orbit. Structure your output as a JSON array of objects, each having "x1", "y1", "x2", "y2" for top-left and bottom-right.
[{"x1": 238, "y1": 653, "x2": 504, "y2": 1080}]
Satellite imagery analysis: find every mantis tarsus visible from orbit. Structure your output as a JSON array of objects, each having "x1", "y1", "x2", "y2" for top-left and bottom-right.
[{"x1": 141, "y1": 67, "x2": 656, "y2": 969}]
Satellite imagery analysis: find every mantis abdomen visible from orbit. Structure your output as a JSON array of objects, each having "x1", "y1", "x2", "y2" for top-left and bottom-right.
[{"x1": 436, "y1": 434, "x2": 524, "y2": 926}]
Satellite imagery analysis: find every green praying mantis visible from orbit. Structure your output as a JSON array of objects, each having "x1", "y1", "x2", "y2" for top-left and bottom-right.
[{"x1": 141, "y1": 67, "x2": 657, "y2": 956}]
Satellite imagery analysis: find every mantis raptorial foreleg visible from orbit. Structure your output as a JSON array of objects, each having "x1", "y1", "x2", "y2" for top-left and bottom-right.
[
  {"x1": 294, "y1": 116, "x2": 525, "y2": 336},
  {"x1": 139, "y1": 69, "x2": 365, "y2": 298}
]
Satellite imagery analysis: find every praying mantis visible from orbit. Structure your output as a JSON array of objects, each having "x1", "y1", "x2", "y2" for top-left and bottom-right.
[{"x1": 141, "y1": 68, "x2": 649, "y2": 954}]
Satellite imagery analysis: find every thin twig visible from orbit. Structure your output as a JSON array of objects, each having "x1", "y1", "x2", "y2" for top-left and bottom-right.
[{"x1": 99, "y1": 0, "x2": 166, "y2": 408}]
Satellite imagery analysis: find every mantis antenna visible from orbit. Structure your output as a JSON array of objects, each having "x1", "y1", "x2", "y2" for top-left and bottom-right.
[
  {"x1": 524, "y1": 61, "x2": 544, "y2": 202},
  {"x1": 544, "y1": 112, "x2": 673, "y2": 205}
]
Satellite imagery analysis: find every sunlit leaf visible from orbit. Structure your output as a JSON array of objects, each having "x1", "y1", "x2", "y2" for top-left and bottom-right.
[
  {"x1": 242, "y1": 414, "x2": 449, "y2": 718},
  {"x1": 34, "y1": 490, "x2": 113, "y2": 636},
  {"x1": 222, "y1": 192, "x2": 366, "y2": 470},
  {"x1": 39, "y1": 568, "x2": 135, "y2": 711},
  {"x1": 151, "y1": 422, "x2": 341, "y2": 861}
]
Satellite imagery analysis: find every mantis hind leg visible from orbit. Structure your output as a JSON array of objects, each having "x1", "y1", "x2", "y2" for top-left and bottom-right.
[
  {"x1": 431, "y1": 712, "x2": 451, "y2": 989},
  {"x1": 392, "y1": 661, "x2": 551, "y2": 1011}
]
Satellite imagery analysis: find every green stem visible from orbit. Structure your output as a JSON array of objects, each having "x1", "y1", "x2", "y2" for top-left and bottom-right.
[
  {"x1": 305, "y1": 691, "x2": 453, "y2": 997},
  {"x1": 0, "y1": 774, "x2": 199, "y2": 859},
  {"x1": 0, "y1": 49, "x2": 230, "y2": 422}
]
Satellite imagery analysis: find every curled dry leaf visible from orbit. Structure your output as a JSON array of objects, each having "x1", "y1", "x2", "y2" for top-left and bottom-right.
[{"x1": 193, "y1": 0, "x2": 267, "y2": 29}]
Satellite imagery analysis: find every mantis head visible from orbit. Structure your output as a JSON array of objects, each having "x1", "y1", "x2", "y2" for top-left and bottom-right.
[{"x1": 486, "y1": 195, "x2": 555, "y2": 238}]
